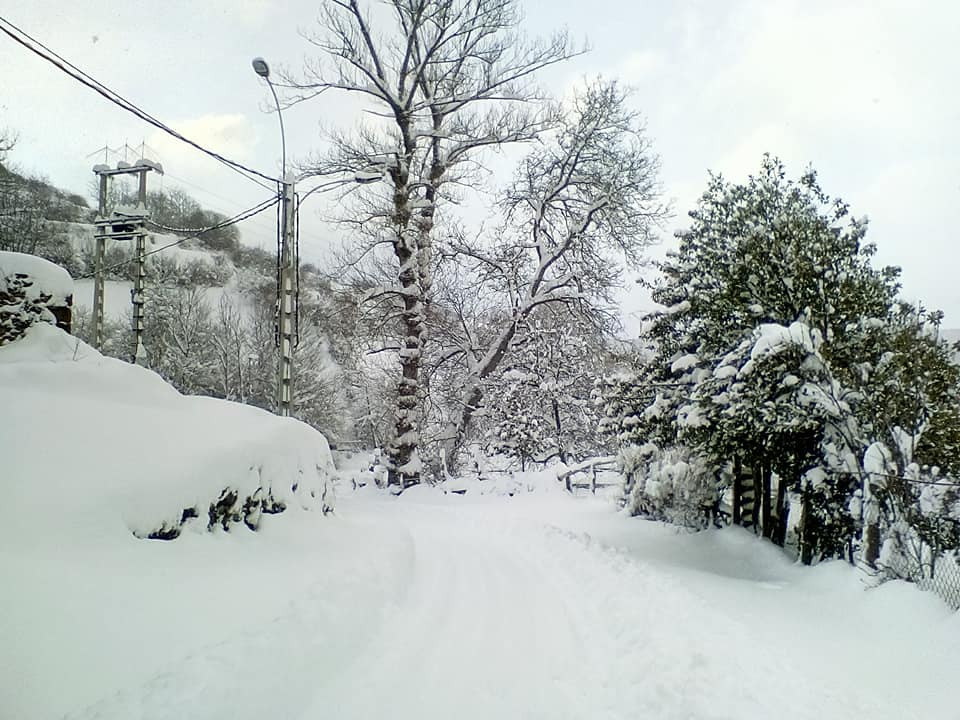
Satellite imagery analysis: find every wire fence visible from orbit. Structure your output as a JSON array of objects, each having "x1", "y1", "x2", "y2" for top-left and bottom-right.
[
  {"x1": 921, "y1": 551, "x2": 960, "y2": 610},
  {"x1": 877, "y1": 514, "x2": 960, "y2": 610}
]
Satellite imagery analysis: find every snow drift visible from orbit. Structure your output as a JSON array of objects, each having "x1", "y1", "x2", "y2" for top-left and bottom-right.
[{"x1": 0, "y1": 323, "x2": 335, "y2": 543}]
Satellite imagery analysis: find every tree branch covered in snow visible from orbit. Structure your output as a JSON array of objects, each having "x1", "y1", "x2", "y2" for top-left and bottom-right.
[
  {"x1": 441, "y1": 79, "x2": 667, "y2": 461},
  {"x1": 285, "y1": 0, "x2": 580, "y2": 487}
]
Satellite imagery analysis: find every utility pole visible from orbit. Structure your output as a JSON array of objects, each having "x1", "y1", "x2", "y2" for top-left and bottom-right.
[
  {"x1": 277, "y1": 175, "x2": 296, "y2": 416},
  {"x1": 252, "y1": 56, "x2": 298, "y2": 418},
  {"x1": 131, "y1": 168, "x2": 149, "y2": 365},
  {"x1": 92, "y1": 171, "x2": 108, "y2": 350},
  {"x1": 91, "y1": 159, "x2": 162, "y2": 360}
]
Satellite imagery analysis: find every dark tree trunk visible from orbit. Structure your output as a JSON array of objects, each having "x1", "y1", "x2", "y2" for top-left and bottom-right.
[
  {"x1": 751, "y1": 463, "x2": 763, "y2": 533},
  {"x1": 552, "y1": 398, "x2": 567, "y2": 464},
  {"x1": 863, "y1": 522, "x2": 880, "y2": 569}
]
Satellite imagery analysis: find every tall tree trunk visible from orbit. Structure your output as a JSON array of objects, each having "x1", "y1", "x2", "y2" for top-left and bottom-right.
[
  {"x1": 386, "y1": 144, "x2": 429, "y2": 489},
  {"x1": 752, "y1": 463, "x2": 763, "y2": 533},
  {"x1": 386, "y1": 209, "x2": 429, "y2": 488}
]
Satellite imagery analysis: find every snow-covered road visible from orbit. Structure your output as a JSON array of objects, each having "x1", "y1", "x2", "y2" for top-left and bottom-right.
[{"x1": 7, "y1": 491, "x2": 959, "y2": 719}]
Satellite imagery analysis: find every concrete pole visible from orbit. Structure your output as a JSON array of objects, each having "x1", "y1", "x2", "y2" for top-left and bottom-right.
[
  {"x1": 276, "y1": 177, "x2": 296, "y2": 417},
  {"x1": 131, "y1": 170, "x2": 148, "y2": 365},
  {"x1": 92, "y1": 172, "x2": 108, "y2": 350}
]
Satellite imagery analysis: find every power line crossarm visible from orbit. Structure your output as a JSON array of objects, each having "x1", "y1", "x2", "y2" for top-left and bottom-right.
[{"x1": 77, "y1": 196, "x2": 279, "y2": 280}]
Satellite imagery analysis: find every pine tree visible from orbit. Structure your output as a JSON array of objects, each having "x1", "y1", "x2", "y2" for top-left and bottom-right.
[{"x1": 602, "y1": 156, "x2": 960, "y2": 562}]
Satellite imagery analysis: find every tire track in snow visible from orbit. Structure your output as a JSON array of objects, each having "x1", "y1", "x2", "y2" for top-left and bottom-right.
[{"x1": 304, "y1": 507, "x2": 594, "y2": 719}]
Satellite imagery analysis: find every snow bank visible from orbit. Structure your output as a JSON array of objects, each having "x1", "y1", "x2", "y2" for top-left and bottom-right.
[{"x1": 0, "y1": 323, "x2": 335, "y2": 543}]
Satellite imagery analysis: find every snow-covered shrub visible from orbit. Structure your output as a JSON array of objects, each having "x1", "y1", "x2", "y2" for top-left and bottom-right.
[
  {"x1": 621, "y1": 443, "x2": 719, "y2": 529},
  {"x1": 479, "y1": 316, "x2": 612, "y2": 470},
  {"x1": 0, "y1": 251, "x2": 73, "y2": 345},
  {"x1": 0, "y1": 273, "x2": 54, "y2": 345}
]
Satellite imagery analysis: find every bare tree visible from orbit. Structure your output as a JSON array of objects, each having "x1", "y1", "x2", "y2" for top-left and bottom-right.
[
  {"x1": 442, "y1": 79, "x2": 668, "y2": 460},
  {"x1": 0, "y1": 127, "x2": 16, "y2": 163},
  {"x1": 287, "y1": 0, "x2": 578, "y2": 487}
]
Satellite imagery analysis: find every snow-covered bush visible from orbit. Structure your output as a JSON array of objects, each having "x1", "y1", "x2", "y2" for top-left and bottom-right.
[
  {"x1": 0, "y1": 272, "x2": 54, "y2": 345},
  {"x1": 479, "y1": 316, "x2": 613, "y2": 470},
  {"x1": 0, "y1": 251, "x2": 73, "y2": 345},
  {"x1": 621, "y1": 443, "x2": 719, "y2": 529}
]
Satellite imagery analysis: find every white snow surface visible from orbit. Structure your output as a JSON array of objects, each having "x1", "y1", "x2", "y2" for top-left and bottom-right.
[
  {"x1": 5, "y1": 486, "x2": 957, "y2": 719},
  {"x1": 3, "y1": 330, "x2": 959, "y2": 719},
  {"x1": 0, "y1": 250, "x2": 74, "y2": 303},
  {"x1": 0, "y1": 323, "x2": 335, "y2": 541}
]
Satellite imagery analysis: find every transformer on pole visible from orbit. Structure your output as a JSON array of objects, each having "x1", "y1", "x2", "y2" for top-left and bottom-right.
[{"x1": 91, "y1": 159, "x2": 162, "y2": 363}]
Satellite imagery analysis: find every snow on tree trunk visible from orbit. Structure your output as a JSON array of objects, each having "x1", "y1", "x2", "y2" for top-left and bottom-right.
[{"x1": 287, "y1": 0, "x2": 578, "y2": 484}]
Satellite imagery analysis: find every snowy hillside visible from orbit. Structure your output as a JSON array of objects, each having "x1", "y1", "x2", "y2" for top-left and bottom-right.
[{"x1": 49, "y1": 220, "x2": 255, "y2": 322}]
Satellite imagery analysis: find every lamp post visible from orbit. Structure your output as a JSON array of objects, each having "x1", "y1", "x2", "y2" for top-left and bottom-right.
[{"x1": 252, "y1": 56, "x2": 296, "y2": 417}]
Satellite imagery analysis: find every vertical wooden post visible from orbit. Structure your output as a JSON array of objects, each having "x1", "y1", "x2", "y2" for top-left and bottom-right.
[
  {"x1": 732, "y1": 457, "x2": 743, "y2": 526},
  {"x1": 773, "y1": 475, "x2": 789, "y2": 546},
  {"x1": 800, "y1": 488, "x2": 814, "y2": 565},
  {"x1": 276, "y1": 178, "x2": 296, "y2": 416},
  {"x1": 760, "y1": 461, "x2": 773, "y2": 539}
]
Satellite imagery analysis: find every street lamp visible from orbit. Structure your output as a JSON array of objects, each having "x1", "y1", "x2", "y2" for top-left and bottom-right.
[
  {"x1": 252, "y1": 56, "x2": 296, "y2": 417},
  {"x1": 251, "y1": 57, "x2": 286, "y2": 180},
  {"x1": 252, "y1": 59, "x2": 386, "y2": 419}
]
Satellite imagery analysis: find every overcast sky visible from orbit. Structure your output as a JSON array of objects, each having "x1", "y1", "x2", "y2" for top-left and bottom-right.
[{"x1": 2, "y1": 0, "x2": 958, "y2": 328}]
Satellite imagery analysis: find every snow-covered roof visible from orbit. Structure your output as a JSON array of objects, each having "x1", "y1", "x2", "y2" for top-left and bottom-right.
[{"x1": 0, "y1": 251, "x2": 74, "y2": 304}]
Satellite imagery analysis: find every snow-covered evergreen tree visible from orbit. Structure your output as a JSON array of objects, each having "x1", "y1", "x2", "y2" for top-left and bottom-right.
[{"x1": 604, "y1": 156, "x2": 959, "y2": 564}]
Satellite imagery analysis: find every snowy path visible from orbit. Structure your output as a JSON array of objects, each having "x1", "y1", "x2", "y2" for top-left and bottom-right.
[{"x1": 9, "y1": 492, "x2": 959, "y2": 719}]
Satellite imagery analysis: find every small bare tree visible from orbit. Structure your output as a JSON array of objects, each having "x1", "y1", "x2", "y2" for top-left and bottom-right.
[
  {"x1": 443, "y1": 79, "x2": 668, "y2": 460},
  {"x1": 287, "y1": 0, "x2": 577, "y2": 487},
  {"x1": 0, "y1": 127, "x2": 15, "y2": 162}
]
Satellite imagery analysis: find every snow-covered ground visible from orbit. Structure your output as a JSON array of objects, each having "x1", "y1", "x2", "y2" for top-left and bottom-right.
[
  {"x1": 5, "y1": 489, "x2": 957, "y2": 719},
  {"x1": 3, "y1": 326, "x2": 959, "y2": 719},
  {"x1": 72, "y1": 278, "x2": 247, "y2": 322}
]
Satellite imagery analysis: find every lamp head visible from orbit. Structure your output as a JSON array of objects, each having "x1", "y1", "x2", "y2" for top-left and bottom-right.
[{"x1": 251, "y1": 57, "x2": 270, "y2": 79}]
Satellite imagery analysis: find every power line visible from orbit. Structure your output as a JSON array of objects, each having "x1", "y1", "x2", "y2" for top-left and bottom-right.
[
  {"x1": 158, "y1": 171, "x2": 279, "y2": 244},
  {"x1": 77, "y1": 196, "x2": 279, "y2": 279},
  {"x1": 0, "y1": 15, "x2": 279, "y2": 191}
]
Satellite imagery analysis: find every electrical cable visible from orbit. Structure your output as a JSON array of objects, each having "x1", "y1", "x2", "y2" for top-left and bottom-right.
[
  {"x1": 294, "y1": 191, "x2": 301, "y2": 347},
  {"x1": 0, "y1": 15, "x2": 280, "y2": 191},
  {"x1": 77, "y1": 196, "x2": 279, "y2": 279}
]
